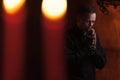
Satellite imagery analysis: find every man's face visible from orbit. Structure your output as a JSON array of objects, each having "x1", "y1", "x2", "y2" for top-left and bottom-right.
[{"x1": 77, "y1": 13, "x2": 96, "y2": 30}]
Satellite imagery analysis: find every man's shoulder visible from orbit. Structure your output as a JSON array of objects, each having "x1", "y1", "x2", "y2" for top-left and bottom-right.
[{"x1": 66, "y1": 27, "x2": 78, "y2": 34}]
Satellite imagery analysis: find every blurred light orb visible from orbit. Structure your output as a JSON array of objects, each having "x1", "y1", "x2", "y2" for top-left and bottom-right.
[
  {"x1": 3, "y1": 0, "x2": 26, "y2": 14},
  {"x1": 41, "y1": 0, "x2": 67, "y2": 20}
]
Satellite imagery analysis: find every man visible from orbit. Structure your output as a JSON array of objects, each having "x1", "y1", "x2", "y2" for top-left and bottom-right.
[{"x1": 65, "y1": 5, "x2": 106, "y2": 80}]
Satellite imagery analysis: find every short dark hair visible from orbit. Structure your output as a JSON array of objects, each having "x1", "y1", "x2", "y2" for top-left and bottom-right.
[{"x1": 77, "y1": 5, "x2": 96, "y2": 16}]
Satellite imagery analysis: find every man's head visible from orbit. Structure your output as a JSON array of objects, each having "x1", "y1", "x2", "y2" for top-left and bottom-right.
[{"x1": 76, "y1": 6, "x2": 96, "y2": 30}]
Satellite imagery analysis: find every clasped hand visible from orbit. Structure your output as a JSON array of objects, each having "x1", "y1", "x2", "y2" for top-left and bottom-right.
[{"x1": 84, "y1": 28, "x2": 96, "y2": 54}]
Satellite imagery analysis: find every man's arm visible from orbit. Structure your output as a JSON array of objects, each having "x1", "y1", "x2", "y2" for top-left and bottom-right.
[
  {"x1": 91, "y1": 36, "x2": 106, "y2": 69},
  {"x1": 86, "y1": 28, "x2": 106, "y2": 69}
]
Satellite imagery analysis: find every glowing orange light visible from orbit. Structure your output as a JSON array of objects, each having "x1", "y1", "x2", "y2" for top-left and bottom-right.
[
  {"x1": 41, "y1": 0, "x2": 67, "y2": 20},
  {"x1": 3, "y1": 0, "x2": 26, "y2": 14}
]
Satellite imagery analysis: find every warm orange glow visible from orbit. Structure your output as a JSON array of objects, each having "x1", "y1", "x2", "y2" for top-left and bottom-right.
[
  {"x1": 41, "y1": 0, "x2": 67, "y2": 20},
  {"x1": 3, "y1": 0, "x2": 26, "y2": 14}
]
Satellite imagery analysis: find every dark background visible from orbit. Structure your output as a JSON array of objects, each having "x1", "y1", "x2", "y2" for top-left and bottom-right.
[{"x1": 0, "y1": 0, "x2": 120, "y2": 80}]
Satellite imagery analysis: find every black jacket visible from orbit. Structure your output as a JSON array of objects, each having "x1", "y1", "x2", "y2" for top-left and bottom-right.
[{"x1": 65, "y1": 27, "x2": 106, "y2": 80}]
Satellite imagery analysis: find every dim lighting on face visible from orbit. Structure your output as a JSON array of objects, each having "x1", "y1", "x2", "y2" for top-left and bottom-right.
[
  {"x1": 41, "y1": 0, "x2": 67, "y2": 20},
  {"x1": 3, "y1": 0, "x2": 26, "y2": 14}
]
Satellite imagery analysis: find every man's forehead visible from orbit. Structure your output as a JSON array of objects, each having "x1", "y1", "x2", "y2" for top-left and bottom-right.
[{"x1": 80, "y1": 13, "x2": 96, "y2": 19}]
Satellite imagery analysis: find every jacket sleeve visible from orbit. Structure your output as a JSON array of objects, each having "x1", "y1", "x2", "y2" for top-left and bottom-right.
[
  {"x1": 91, "y1": 36, "x2": 107, "y2": 69},
  {"x1": 65, "y1": 34, "x2": 88, "y2": 65}
]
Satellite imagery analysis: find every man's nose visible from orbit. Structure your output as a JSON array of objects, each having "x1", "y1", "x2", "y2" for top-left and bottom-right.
[
  {"x1": 89, "y1": 22, "x2": 92, "y2": 26},
  {"x1": 89, "y1": 22, "x2": 93, "y2": 27}
]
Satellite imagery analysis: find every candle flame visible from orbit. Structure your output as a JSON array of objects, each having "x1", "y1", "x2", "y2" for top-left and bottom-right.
[
  {"x1": 3, "y1": 0, "x2": 26, "y2": 14},
  {"x1": 41, "y1": 0, "x2": 67, "y2": 20}
]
